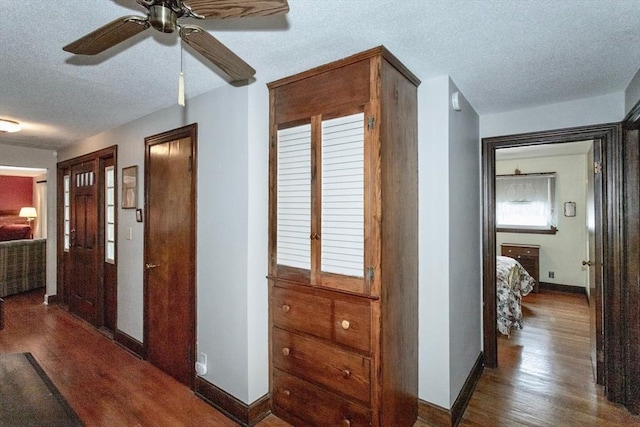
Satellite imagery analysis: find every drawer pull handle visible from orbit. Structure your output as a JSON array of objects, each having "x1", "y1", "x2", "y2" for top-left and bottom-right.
[
  {"x1": 341, "y1": 320, "x2": 350, "y2": 330},
  {"x1": 282, "y1": 347, "x2": 290, "y2": 356},
  {"x1": 342, "y1": 369, "x2": 351, "y2": 379},
  {"x1": 342, "y1": 419, "x2": 351, "y2": 427},
  {"x1": 282, "y1": 304, "x2": 290, "y2": 313},
  {"x1": 282, "y1": 389, "x2": 290, "y2": 397}
]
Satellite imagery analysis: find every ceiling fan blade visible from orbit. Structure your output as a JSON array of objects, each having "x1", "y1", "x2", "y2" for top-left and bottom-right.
[
  {"x1": 184, "y1": 0, "x2": 289, "y2": 19},
  {"x1": 63, "y1": 16, "x2": 150, "y2": 55},
  {"x1": 180, "y1": 25, "x2": 255, "y2": 81}
]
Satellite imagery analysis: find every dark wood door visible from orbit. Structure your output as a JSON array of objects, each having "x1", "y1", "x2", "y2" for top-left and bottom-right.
[
  {"x1": 69, "y1": 161, "x2": 99, "y2": 325},
  {"x1": 586, "y1": 144, "x2": 605, "y2": 385},
  {"x1": 144, "y1": 125, "x2": 196, "y2": 387}
]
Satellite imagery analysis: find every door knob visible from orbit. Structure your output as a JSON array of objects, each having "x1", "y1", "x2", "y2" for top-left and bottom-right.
[
  {"x1": 582, "y1": 260, "x2": 595, "y2": 266},
  {"x1": 145, "y1": 263, "x2": 159, "y2": 269}
]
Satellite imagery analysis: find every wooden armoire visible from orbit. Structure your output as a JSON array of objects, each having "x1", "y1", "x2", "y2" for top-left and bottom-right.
[{"x1": 267, "y1": 46, "x2": 419, "y2": 427}]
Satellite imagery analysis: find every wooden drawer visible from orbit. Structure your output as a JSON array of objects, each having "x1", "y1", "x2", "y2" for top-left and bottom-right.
[
  {"x1": 334, "y1": 300, "x2": 371, "y2": 353},
  {"x1": 272, "y1": 286, "x2": 332, "y2": 340},
  {"x1": 273, "y1": 369, "x2": 372, "y2": 427},
  {"x1": 501, "y1": 245, "x2": 539, "y2": 258},
  {"x1": 272, "y1": 285, "x2": 372, "y2": 353},
  {"x1": 273, "y1": 327, "x2": 371, "y2": 403}
]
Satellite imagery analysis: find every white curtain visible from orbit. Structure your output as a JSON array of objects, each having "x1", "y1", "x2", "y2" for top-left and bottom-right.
[
  {"x1": 496, "y1": 173, "x2": 556, "y2": 229},
  {"x1": 34, "y1": 178, "x2": 47, "y2": 238}
]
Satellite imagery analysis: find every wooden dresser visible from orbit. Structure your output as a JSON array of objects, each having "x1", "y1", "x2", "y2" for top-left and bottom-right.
[
  {"x1": 267, "y1": 47, "x2": 419, "y2": 427},
  {"x1": 501, "y1": 243, "x2": 540, "y2": 293}
]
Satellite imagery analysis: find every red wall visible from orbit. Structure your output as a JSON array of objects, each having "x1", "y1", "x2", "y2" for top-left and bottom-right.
[{"x1": 0, "y1": 176, "x2": 34, "y2": 212}]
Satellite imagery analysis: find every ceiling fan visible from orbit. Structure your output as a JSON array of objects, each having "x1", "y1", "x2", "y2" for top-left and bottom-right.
[{"x1": 63, "y1": 0, "x2": 290, "y2": 81}]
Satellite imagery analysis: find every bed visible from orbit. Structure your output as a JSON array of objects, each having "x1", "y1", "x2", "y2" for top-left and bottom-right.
[{"x1": 496, "y1": 255, "x2": 536, "y2": 336}]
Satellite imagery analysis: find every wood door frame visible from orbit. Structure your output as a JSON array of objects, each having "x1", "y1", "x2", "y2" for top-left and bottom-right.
[
  {"x1": 100, "y1": 155, "x2": 118, "y2": 334},
  {"x1": 622, "y1": 102, "x2": 640, "y2": 414},
  {"x1": 143, "y1": 124, "x2": 197, "y2": 388},
  {"x1": 481, "y1": 123, "x2": 624, "y2": 401},
  {"x1": 57, "y1": 146, "x2": 117, "y2": 329}
]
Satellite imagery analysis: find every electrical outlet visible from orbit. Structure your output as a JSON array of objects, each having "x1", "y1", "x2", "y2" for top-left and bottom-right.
[
  {"x1": 548, "y1": 271, "x2": 554, "y2": 278},
  {"x1": 195, "y1": 352, "x2": 208, "y2": 375}
]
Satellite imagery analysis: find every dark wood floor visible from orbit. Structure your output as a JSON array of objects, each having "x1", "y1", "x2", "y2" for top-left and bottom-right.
[{"x1": 1, "y1": 289, "x2": 639, "y2": 426}]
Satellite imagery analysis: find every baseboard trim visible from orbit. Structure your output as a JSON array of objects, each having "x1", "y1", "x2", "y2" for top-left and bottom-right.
[
  {"x1": 418, "y1": 351, "x2": 484, "y2": 427},
  {"x1": 450, "y1": 351, "x2": 484, "y2": 426},
  {"x1": 44, "y1": 294, "x2": 60, "y2": 305},
  {"x1": 114, "y1": 329, "x2": 145, "y2": 359},
  {"x1": 195, "y1": 377, "x2": 270, "y2": 426},
  {"x1": 418, "y1": 400, "x2": 450, "y2": 426},
  {"x1": 538, "y1": 282, "x2": 586, "y2": 295}
]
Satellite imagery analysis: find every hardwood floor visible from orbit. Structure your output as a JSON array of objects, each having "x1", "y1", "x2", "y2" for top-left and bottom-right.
[
  {"x1": 0, "y1": 289, "x2": 236, "y2": 427},
  {"x1": 1, "y1": 289, "x2": 639, "y2": 426},
  {"x1": 459, "y1": 291, "x2": 639, "y2": 426}
]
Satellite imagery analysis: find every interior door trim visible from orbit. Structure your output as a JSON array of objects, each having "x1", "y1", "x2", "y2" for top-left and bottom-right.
[
  {"x1": 481, "y1": 123, "x2": 623, "y2": 402},
  {"x1": 622, "y1": 102, "x2": 640, "y2": 414}
]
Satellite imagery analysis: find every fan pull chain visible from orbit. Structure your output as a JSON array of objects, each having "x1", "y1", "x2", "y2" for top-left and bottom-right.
[{"x1": 178, "y1": 43, "x2": 185, "y2": 107}]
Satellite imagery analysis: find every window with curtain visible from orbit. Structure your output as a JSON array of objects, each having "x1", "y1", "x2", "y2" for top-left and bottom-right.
[{"x1": 496, "y1": 172, "x2": 557, "y2": 233}]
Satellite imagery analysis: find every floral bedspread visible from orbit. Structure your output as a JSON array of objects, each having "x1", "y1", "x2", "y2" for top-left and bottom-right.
[{"x1": 496, "y1": 255, "x2": 536, "y2": 336}]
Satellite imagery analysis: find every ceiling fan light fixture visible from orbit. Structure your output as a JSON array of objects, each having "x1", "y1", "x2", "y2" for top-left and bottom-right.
[
  {"x1": 0, "y1": 119, "x2": 22, "y2": 133},
  {"x1": 149, "y1": 5, "x2": 178, "y2": 33},
  {"x1": 64, "y1": 0, "x2": 290, "y2": 81}
]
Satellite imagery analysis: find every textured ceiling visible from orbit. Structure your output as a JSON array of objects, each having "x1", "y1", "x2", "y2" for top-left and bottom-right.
[{"x1": 0, "y1": 0, "x2": 639, "y2": 150}]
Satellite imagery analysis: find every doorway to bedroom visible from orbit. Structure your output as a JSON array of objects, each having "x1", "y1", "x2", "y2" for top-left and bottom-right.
[
  {"x1": 493, "y1": 140, "x2": 601, "y2": 391},
  {"x1": 483, "y1": 125, "x2": 620, "y2": 383}
]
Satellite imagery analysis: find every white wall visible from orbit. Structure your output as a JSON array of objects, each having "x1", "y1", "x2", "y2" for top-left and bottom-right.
[
  {"x1": 447, "y1": 81, "x2": 481, "y2": 406},
  {"x1": 419, "y1": 76, "x2": 451, "y2": 408},
  {"x1": 626, "y1": 69, "x2": 640, "y2": 116},
  {"x1": 58, "y1": 84, "x2": 260, "y2": 403},
  {"x1": 418, "y1": 76, "x2": 481, "y2": 408},
  {"x1": 0, "y1": 144, "x2": 57, "y2": 299},
  {"x1": 480, "y1": 92, "x2": 625, "y2": 138},
  {"x1": 246, "y1": 81, "x2": 270, "y2": 401},
  {"x1": 496, "y1": 154, "x2": 589, "y2": 288}
]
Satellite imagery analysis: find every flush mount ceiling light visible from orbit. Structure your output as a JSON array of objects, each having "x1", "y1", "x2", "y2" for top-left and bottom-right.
[{"x1": 0, "y1": 119, "x2": 22, "y2": 133}]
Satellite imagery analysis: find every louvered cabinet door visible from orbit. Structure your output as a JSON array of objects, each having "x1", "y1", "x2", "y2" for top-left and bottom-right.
[
  {"x1": 274, "y1": 113, "x2": 367, "y2": 294},
  {"x1": 275, "y1": 123, "x2": 312, "y2": 283},
  {"x1": 319, "y1": 113, "x2": 366, "y2": 293}
]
